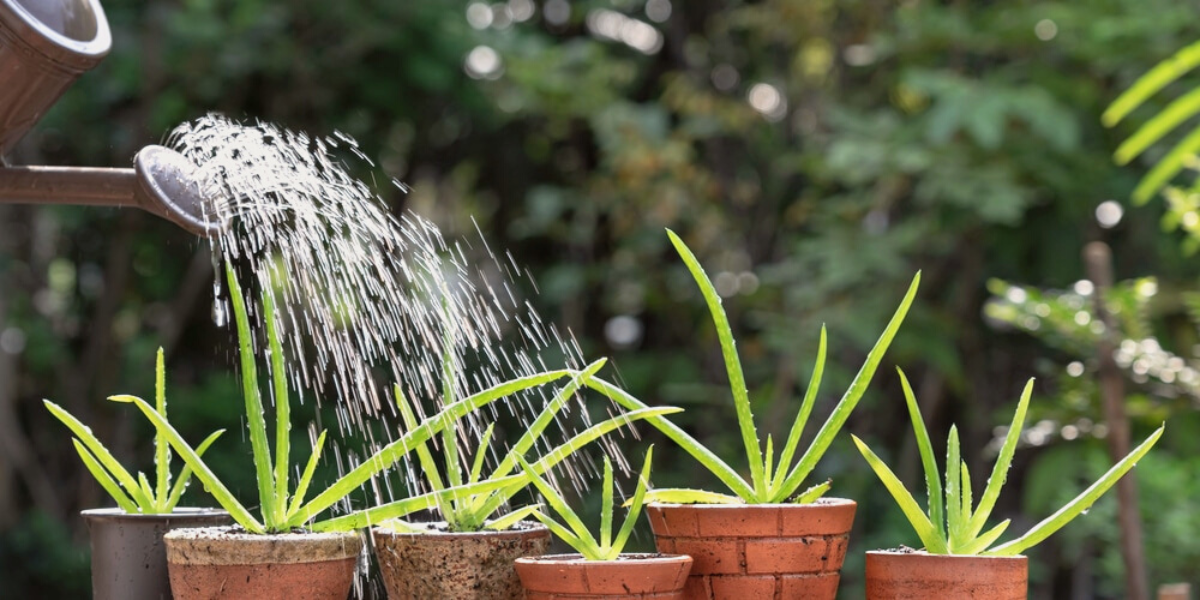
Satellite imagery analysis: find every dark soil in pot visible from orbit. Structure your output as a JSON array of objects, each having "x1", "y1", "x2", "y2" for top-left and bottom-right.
[
  {"x1": 515, "y1": 552, "x2": 693, "y2": 599},
  {"x1": 865, "y1": 550, "x2": 1028, "y2": 599},
  {"x1": 163, "y1": 526, "x2": 362, "y2": 600},
  {"x1": 371, "y1": 520, "x2": 550, "y2": 599},
  {"x1": 646, "y1": 498, "x2": 855, "y2": 600},
  {"x1": 82, "y1": 507, "x2": 230, "y2": 600}
]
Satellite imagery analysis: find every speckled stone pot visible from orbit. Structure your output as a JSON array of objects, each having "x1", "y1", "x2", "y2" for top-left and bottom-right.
[
  {"x1": 162, "y1": 527, "x2": 362, "y2": 600},
  {"x1": 371, "y1": 521, "x2": 551, "y2": 599},
  {"x1": 865, "y1": 551, "x2": 1027, "y2": 599},
  {"x1": 646, "y1": 499, "x2": 855, "y2": 600},
  {"x1": 515, "y1": 553, "x2": 693, "y2": 599},
  {"x1": 82, "y1": 507, "x2": 230, "y2": 600}
]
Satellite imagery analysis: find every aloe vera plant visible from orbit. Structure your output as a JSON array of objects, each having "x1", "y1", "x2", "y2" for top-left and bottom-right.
[
  {"x1": 44, "y1": 349, "x2": 224, "y2": 514},
  {"x1": 518, "y1": 446, "x2": 655, "y2": 561},
  {"x1": 852, "y1": 370, "x2": 1164, "y2": 556},
  {"x1": 586, "y1": 229, "x2": 919, "y2": 504},
  {"x1": 117, "y1": 263, "x2": 593, "y2": 533}
]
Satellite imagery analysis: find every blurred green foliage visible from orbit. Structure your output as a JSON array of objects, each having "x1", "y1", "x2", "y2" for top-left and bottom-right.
[{"x1": 1, "y1": 0, "x2": 1199, "y2": 598}]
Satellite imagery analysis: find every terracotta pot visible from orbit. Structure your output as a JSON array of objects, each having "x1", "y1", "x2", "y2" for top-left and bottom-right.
[
  {"x1": 371, "y1": 521, "x2": 551, "y2": 599},
  {"x1": 515, "y1": 552, "x2": 693, "y2": 599},
  {"x1": 865, "y1": 550, "x2": 1027, "y2": 599},
  {"x1": 162, "y1": 527, "x2": 362, "y2": 600},
  {"x1": 82, "y1": 507, "x2": 230, "y2": 600},
  {"x1": 646, "y1": 499, "x2": 855, "y2": 600}
]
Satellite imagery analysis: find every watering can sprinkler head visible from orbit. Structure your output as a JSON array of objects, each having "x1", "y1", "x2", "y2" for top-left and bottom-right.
[{"x1": 0, "y1": 0, "x2": 224, "y2": 237}]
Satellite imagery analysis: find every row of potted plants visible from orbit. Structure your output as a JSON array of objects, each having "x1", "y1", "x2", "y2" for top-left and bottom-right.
[{"x1": 46, "y1": 229, "x2": 1164, "y2": 599}]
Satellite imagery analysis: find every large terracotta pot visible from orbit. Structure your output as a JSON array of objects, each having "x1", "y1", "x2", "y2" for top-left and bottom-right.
[
  {"x1": 162, "y1": 527, "x2": 362, "y2": 600},
  {"x1": 82, "y1": 507, "x2": 230, "y2": 600},
  {"x1": 865, "y1": 551, "x2": 1027, "y2": 599},
  {"x1": 646, "y1": 499, "x2": 855, "y2": 600},
  {"x1": 371, "y1": 521, "x2": 551, "y2": 599},
  {"x1": 515, "y1": 552, "x2": 693, "y2": 599}
]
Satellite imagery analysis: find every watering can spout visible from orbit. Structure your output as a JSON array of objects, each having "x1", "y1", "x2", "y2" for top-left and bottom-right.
[{"x1": 0, "y1": 0, "x2": 222, "y2": 236}]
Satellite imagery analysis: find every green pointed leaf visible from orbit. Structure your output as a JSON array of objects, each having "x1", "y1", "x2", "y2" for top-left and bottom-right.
[
  {"x1": 1114, "y1": 87, "x2": 1200, "y2": 164},
  {"x1": 898, "y1": 368, "x2": 944, "y2": 541},
  {"x1": 469, "y1": 424, "x2": 496, "y2": 486},
  {"x1": 1130, "y1": 125, "x2": 1200, "y2": 204},
  {"x1": 667, "y1": 229, "x2": 765, "y2": 495},
  {"x1": 484, "y1": 504, "x2": 541, "y2": 531},
  {"x1": 226, "y1": 262, "x2": 276, "y2": 524},
  {"x1": 958, "y1": 519, "x2": 1010, "y2": 556},
  {"x1": 154, "y1": 348, "x2": 169, "y2": 506},
  {"x1": 166, "y1": 429, "x2": 225, "y2": 511},
  {"x1": 286, "y1": 430, "x2": 328, "y2": 521},
  {"x1": 72, "y1": 439, "x2": 138, "y2": 512},
  {"x1": 110, "y1": 394, "x2": 262, "y2": 533},
  {"x1": 612, "y1": 446, "x2": 654, "y2": 557},
  {"x1": 639, "y1": 488, "x2": 744, "y2": 505},
  {"x1": 793, "y1": 480, "x2": 830, "y2": 504},
  {"x1": 773, "y1": 327, "x2": 826, "y2": 493},
  {"x1": 945, "y1": 426, "x2": 964, "y2": 550},
  {"x1": 600, "y1": 457, "x2": 613, "y2": 550},
  {"x1": 519, "y1": 456, "x2": 599, "y2": 556},
  {"x1": 853, "y1": 435, "x2": 946, "y2": 553},
  {"x1": 1103, "y1": 40, "x2": 1200, "y2": 126},
  {"x1": 777, "y1": 272, "x2": 921, "y2": 502},
  {"x1": 44, "y1": 399, "x2": 152, "y2": 509},
  {"x1": 987, "y1": 425, "x2": 1164, "y2": 557},
  {"x1": 262, "y1": 285, "x2": 291, "y2": 526},
  {"x1": 968, "y1": 379, "x2": 1031, "y2": 539}
]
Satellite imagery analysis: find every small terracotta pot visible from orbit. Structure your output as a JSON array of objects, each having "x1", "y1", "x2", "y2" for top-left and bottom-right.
[
  {"x1": 163, "y1": 527, "x2": 362, "y2": 600},
  {"x1": 371, "y1": 521, "x2": 551, "y2": 599},
  {"x1": 865, "y1": 551, "x2": 1027, "y2": 599},
  {"x1": 82, "y1": 507, "x2": 230, "y2": 600},
  {"x1": 646, "y1": 499, "x2": 855, "y2": 600},
  {"x1": 515, "y1": 552, "x2": 693, "y2": 599}
]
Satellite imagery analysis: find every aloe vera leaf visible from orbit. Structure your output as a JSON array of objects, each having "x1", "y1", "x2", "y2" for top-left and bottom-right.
[
  {"x1": 986, "y1": 425, "x2": 1164, "y2": 557},
  {"x1": 285, "y1": 430, "x2": 327, "y2": 521},
  {"x1": 968, "y1": 379, "x2": 1032, "y2": 539},
  {"x1": 584, "y1": 376, "x2": 754, "y2": 499},
  {"x1": 772, "y1": 327, "x2": 826, "y2": 494},
  {"x1": 763, "y1": 435, "x2": 774, "y2": 487},
  {"x1": 469, "y1": 424, "x2": 496, "y2": 486},
  {"x1": 793, "y1": 480, "x2": 830, "y2": 504},
  {"x1": 296, "y1": 368, "x2": 575, "y2": 523},
  {"x1": 945, "y1": 426, "x2": 964, "y2": 551},
  {"x1": 261, "y1": 285, "x2": 291, "y2": 526},
  {"x1": 44, "y1": 399, "x2": 152, "y2": 508},
  {"x1": 898, "y1": 368, "x2": 944, "y2": 541},
  {"x1": 394, "y1": 384, "x2": 453, "y2": 521},
  {"x1": 520, "y1": 456, "x2": 599, "y2": 555},
  {"x1": 72, "y1": 439, "x2": 138, "y2": 512},
  {"x1": 484, "y1": 504, "x2": 541, "y2": 531},
  {"x1": 666, "y1": 229, "x2": 766, "y2": 496},
  {"x1": 961, "y1": 460, "x2": 973, "y2": 537},
  {"x1": 776, "y1": 272, "x2": 921, "y2": 502},
  {"x1": 166, "y1": 429, "x2": 226, "y2": 511},
  {"x1": 154, "y1": 348, "x2": 169, "y2": 506},
  {"x1": 958, "y1": 519, "x2": 1010, "y2": 556},
  {"x1": 1114, "y1": 87, "x2": 1200, "y2": 165},
  {"x1": 640, "y1": 489, "x2": 744, "y2": 505},
  {"x1": 600, "y1": 456, "x2": 613, "y2": 550},
  {"x1": 489, "y1": 360, "x2": 607, "y2": 482},
  {"x1": 311, "y1": 475, "x2": 529, "y2": 531},
  {"x1": 612, "y1": 446, "x2": 654, "y2": 557},
  {"x1": 225, "y1": 263, "x2": 277, "y2": 523},
  {"x1": 474, "y1": 406, "x2": 683, "y2": 520},
  {"x1": 137, "y1": 472, "x2": 155, "y2": 508},
  {"x1": 532, "y1": 509, "x2": 597, "y2": 560},
  {"x1": 853, "y1": 435, "x2": 947, "y2": 553},
  {"x1": 1103, "y1": 40, "x2": 1200, "y2": 126},
  {"x1": 110, "y1": 394, "x2": 263, "y2": 533}
]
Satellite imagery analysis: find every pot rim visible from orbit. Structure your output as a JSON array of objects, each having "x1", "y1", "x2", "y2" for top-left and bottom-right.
[
  {"x1": 866, "y1": 549, "x2": 1028, "y2": 561},
  {"x1": 80, "y1": 506, "x2": 230, "y2": 522},
  {"x1": 370, "y1": 520, "x2": 549, "y2": 540},
  {"x1": 163, "y1": 526, "x2": 363, "y2": 565},
  {"x1": 516, "y1": 552, "x2": 693, "y2": 565},
  {"x1": 647, "y1": 497, "x2": 856, "y2": 509}
]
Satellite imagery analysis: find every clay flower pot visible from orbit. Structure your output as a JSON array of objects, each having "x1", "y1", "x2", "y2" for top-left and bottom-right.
[
  {"x1": 646, "y1": 499, "x2": 855, "y2": 599},
  {"x1": 371, "y1": 521, "x2": 551, "y2": 599},
  {"x1": 865, "y1": 551, "x2": 1027, "y2": 599},
  {"x1": 515, "y1": 552, "x2": 693, "y2": 599},
  {"x1": 82, "y1": 507, "x2": 231, "y2": 600},
  {"x1": 162, "y1": 527, "x2": 362, "y2": 600}
]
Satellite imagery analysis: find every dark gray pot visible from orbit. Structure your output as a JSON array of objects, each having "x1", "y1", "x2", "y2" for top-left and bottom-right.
[{"x1": 82, "y1": 507, "x2": 230, "y2": 600}]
